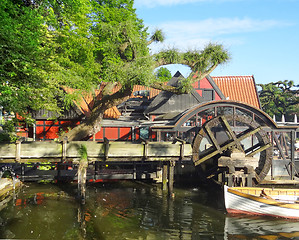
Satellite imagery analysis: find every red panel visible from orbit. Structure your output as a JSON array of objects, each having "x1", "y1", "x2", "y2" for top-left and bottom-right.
[
  {"x1": 196, "y1": 89, "x2": 202, "y2": 97},
  {"x1": 119, "y1": 128, "x2": 131, "y2": 140},
  {"x1": 215, "y1": 92, "x2": 221, "y2": 100},
  {"x1": 104, "y1": 127, "x2": 118, "y2": 140},
  {"x1": 44, "y1": 126, "x2": 59, "y2": 139},
  {"x1": 45, "y1": 121, "x2": 54, "y2": 125},
  {"x1": 60, "y1": 120, "x2": 73, "y2": 125},
  {"x1": 199, "y1": 78, "x2": 213, "y2": 89},
  {"x1": 36, "y1": 121, "x2": 44, "y2": 125},
  {"x1": 17, "y1": 131, "x2": 28, "y2": 137},
  {"x1": 36, "y1": 126, "x2": 45, "y2": 140},
  {"x1": 192, "y1": 81, "x2": 198, "y2": 89},
  {"x1": 151, "y1": 130, "x2": 156, "y2": 140},
  {"x1": 94, "y1": 128, "x2": 104, "y2": 140}
]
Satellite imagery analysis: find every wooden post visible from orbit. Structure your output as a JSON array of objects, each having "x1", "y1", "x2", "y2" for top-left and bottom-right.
[
  {"x1": 162, "y1": 162, "x2": 168, "y2": 191},
  {"x1": 77, "y1": 145, "x2": 88, "y2": 204},
  {"x1": 104, "y1": 137, "x2": 109, "y2": 160},
  {"x1": 62, "y1": 137, "x2": 67, "y2": 161},
  {"x1": 227, "y1": 165, "x2": 235, "y2": 187},
  {"x1": 133, "y1": 162, "x2": 136, "y2": 180},
  {"x1": 140, "y1": 137, "x2": 148, "y2": 160},
  {"x1": 168, "y1": 161, "x2": 175, "y2": 197},
  {"x1": 245, "y1": 165, "x2": 254, "y2": 187},
  {"x1": 21, "y1": 163, "x2": 25, "y2": 182},
  {"x1": 291, "y1": 130, "x2": 296, "y2": 180},
  {"x1": 15, "y1": 140, "x2": 21, "y2": 162}
]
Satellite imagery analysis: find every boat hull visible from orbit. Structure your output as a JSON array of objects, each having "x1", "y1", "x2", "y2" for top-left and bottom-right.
[{"x1": 224, "y1": 185, "x2": 299, "y2": 219}]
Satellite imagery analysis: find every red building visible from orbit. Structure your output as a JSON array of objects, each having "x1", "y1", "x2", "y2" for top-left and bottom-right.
[{"x1": 24, "y1": 71, "x2": 260, "y2": 142}]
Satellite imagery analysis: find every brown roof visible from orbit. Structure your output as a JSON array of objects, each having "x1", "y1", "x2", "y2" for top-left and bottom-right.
[
  {"x1": 63, "y1": 74, "x2": 260, "y2": 119},
  {"x1": 63, "y1": 87, "x2": 121, "y2": 119},
  {"x1": 212, "y1": 76, "x2": 260, "y2": 109},
  {"x1": 112, "y1": 84, "x2": 161, "y2": 98},
  {"x1": 132, "y1": 85, "x2": 161, "y2": 98},
  {"x1": 124, "y1": 75, "x2": 261, "y2": 109}
]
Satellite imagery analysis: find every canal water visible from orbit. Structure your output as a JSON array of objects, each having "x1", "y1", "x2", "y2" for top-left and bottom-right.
[{"x1": 1, "y1": 181, "x2": 299, "y2": 239}]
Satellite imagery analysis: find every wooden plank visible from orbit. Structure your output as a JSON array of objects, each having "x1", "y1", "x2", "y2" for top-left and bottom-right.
[
  {"x1": 21, "y1": 142, "x2": 62, "y2": 158},
  {"x1": 246, "y1": 143, "x2": 271, "y2": 157},
  {"x1": 218, "y1": 156, "x2": 259, "y2": 168},
  {"x1": 220, "y1": 116, "x2": 243, "y2": 152},
  {"x1": 147, "y1": 143, "x2": 181, "y2": 157},
  {"x1": 0, "y1": 144, "x2": 16, "y2": 158},
  {"x1": 194, "y1": 127, "x2": 262, "y2": 166},
  {"x1": 205, "y1": 124, "x2": 221, "y2": 151},
  {"x1": 107, "y1": 142, "x2": 144, "y2": 157},
  {"x1": 162, "y1": 163, "x2": 168, "y2": 191},
  {"x1": 0, "y1": 141, "x2": 193, "y2": 162}
]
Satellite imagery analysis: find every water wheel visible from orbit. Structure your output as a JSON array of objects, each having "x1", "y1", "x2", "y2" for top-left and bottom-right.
[{"x1": 192, "y1": 114, "x2": 273, "y2": 184}]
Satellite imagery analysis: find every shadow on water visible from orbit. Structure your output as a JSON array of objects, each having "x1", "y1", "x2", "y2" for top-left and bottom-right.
[
  {"x1": 224, "y1": 215, "x2": 299, "y2": 240},
  {"x1": 0, "y1": 181, "x2": 299, "y2": 239}
]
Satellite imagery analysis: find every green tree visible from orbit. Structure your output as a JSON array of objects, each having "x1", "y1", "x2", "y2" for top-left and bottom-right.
[
  {"x1": 0, "y1": 0, "x2": 230, "y2": 141},
  {"x1": 155, "y1": 67, "x2": 172, "y2": 82},
  {"x1": 60, "y1": 0, "x2": 230, "y2": 141},
  {"x1": 258, "y1": 80, "x2": 299, "y2": 121},
  {"x1": 0, "y1": 0, "x2": 99, "y2": 118}
]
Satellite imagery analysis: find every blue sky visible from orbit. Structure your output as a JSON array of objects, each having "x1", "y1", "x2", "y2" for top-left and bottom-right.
[{"x1": 134, "y1": 0, "x2": 299, "y2": 84}]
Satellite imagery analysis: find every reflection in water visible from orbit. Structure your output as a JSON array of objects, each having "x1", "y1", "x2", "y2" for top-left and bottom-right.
[
  {"x1": 1, "y1": 182, "x2": 298, "y2": 239},
  {"x1": 224, "y1": 215, "x2": 299, "y2": 240}
]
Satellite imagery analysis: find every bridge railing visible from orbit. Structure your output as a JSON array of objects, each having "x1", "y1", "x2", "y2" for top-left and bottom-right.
[{"x1": 0, "y1": 140, "x2": 193, "y2": 163}]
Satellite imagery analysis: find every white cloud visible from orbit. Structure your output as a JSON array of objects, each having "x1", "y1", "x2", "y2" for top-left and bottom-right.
[{"x1": 147, "y1": 18, "x2": 292, "y2": 52}]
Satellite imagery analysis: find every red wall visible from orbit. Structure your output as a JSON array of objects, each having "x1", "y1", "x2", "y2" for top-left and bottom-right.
[{"x1": 35, "y1": 120, "x2": 80, "y2": 140}]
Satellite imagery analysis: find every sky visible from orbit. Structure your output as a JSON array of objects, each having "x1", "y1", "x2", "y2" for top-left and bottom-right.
[{"x1": 134, "y1": 0, "x2": 299, "y2": 85}]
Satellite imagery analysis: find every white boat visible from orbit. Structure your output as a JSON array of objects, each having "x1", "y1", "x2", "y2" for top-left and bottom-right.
[{"x1": 224, "y1": 185, "x2": 299, "y2": 219}]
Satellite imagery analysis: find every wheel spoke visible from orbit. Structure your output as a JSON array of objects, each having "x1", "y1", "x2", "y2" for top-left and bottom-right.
[{"x1": 192, "y1": 114, "x2": 272, "y2": 183}]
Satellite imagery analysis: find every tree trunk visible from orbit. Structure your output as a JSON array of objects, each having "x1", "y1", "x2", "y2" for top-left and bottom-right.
[{"x1": 60, "y1": 85, "x2": 133, "y2": 141}]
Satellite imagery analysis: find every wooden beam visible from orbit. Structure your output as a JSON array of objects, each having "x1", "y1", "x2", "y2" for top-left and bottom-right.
[
  {"x1": 246, "y1": 143, "x2": 271, "y2": 157},
  {"x1": 168, "y1": 161, "x2": 175, "y2": 197},
  {"x1": 162, "y1": 163, "x2": 168, "y2": 191},
  {"x1": 220, "y1": 116, "x2": 243, "y2": 152},
  {"x1": 194, "y1": 127, "x2": 263, "y2": 166}
]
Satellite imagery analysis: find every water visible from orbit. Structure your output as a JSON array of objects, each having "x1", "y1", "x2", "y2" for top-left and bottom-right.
[{"x1": 0, "y1": 181, "x2": 299, "y2": 239}]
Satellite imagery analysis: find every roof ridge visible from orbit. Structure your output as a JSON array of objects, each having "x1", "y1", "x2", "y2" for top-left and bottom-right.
[{"x1": 211, "y1": 75, "x2": 254, "y2": 78}]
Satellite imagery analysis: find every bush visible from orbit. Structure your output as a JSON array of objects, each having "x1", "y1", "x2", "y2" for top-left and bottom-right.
[{"x1": 0, "y1": 120, "x2": 18, "y2": 143}]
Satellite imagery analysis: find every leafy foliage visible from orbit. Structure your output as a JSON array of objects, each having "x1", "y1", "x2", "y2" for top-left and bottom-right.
[
  {"x1": 258, "y1": 80, "x2": 299, "y2": 121},
  {"x1": 155, "y1": 67, "x2": 172, "y2": 82},
  {"x1": 0, "y1": 119, "x2": 18, "y2": 142},
  {"x1": 0, "y1": 0, "x2": 230, "y2": 141},
  {"x1": 149, "y1": 29, "x2": 165, "y2": 44}
]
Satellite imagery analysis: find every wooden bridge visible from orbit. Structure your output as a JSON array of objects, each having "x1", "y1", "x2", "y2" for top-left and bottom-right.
[
  {"x1": 0, "y1": 139, "x2": 193, "y2": 198},
  {"x1": 0, "y1": 139, "x2": 192, "y2": 163},
  {"x1": 1, "y1": 100, "x2": 298, "y2": 195}
]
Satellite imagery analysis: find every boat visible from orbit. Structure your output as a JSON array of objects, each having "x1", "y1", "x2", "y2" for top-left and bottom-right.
[{"x1": 224, "y1": 185, "x2": 299, "y2": 219}]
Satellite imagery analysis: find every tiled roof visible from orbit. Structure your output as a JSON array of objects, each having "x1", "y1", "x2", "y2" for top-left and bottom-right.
[
  {"x1": 132, "y1": 85, "x2": 161, "y2": 98},
  {"x1": 211, "y1": 76, "x2": 260, "y2": 109},
  {"x1": 62, "y1": 87, "x2": 121, "y2": 119},
  {"x1": 112, "y1": 84, "x2": 161, "y2": 98},
  {"x1": 62, "y1": 74, "x2": 260, "y2": 119}
]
